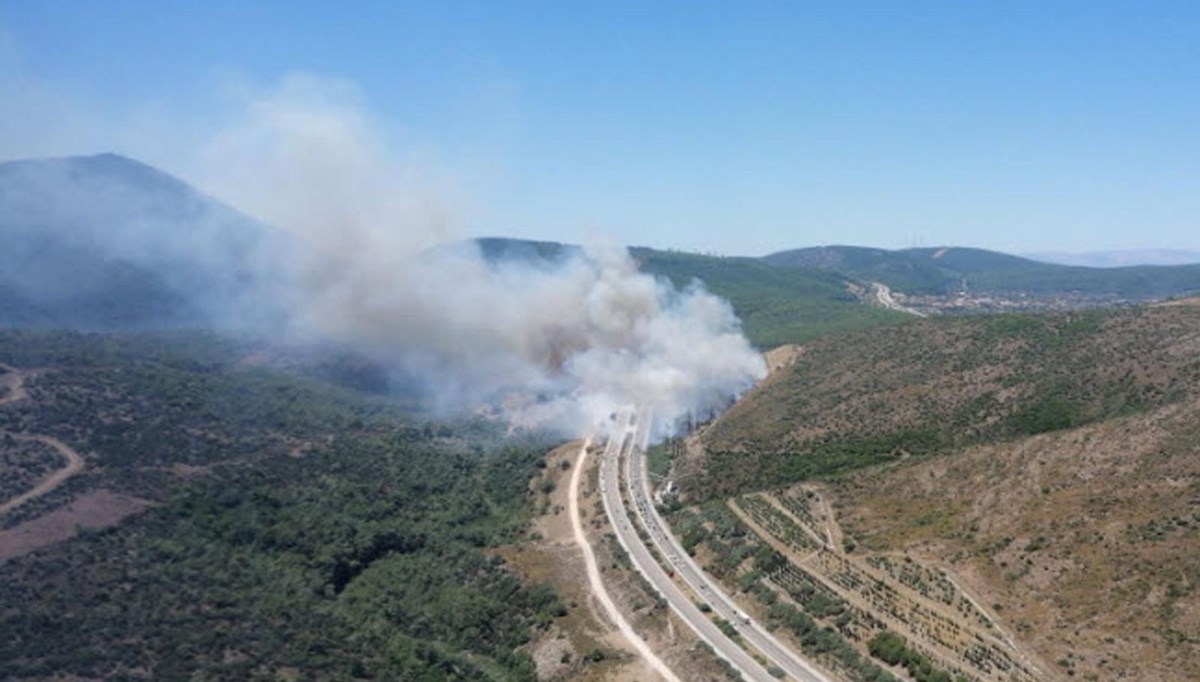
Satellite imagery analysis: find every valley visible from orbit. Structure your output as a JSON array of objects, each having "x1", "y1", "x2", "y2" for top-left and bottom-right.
[{"x1": 4, "y1": 5, "x2": 1199, "y2": 680}]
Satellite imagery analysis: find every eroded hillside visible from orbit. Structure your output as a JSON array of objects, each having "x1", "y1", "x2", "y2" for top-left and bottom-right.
[
  {"x1": 680, "y1": 304, "x2": 1200, "y2": 681},
  {"x1": 697, "y1": 306, "x2": 1200, "y2": 497},
  {"x1": 833, "y1": 398, "x2": 1200, "y2": 680}
]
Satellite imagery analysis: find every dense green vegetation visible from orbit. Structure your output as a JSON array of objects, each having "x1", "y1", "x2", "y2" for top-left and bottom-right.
[
  {"x1": 764, "y1": 245, "x2": 1200, "y2": 298},
  {"x1": 0, "y1": 330, "x2": 562, "y2": 680},
  {"x1": 633, "y1": 247, "x2": 909, "y2": 347},
  {"x1": 867, "y1": 631, "x2": 967, "y2": 682}
]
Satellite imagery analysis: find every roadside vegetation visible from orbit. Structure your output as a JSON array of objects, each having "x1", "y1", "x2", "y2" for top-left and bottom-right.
[{"x1": 665, "y1": 502, "x2": 907, "y2": 682}]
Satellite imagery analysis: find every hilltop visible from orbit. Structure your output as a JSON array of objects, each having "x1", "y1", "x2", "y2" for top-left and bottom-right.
[
  {"x1": 0, "y1": 153, "x2": 291, "y2": 330},
  {"x1": 6, "y1": 153, "x2": 1200, "y2": 348}
]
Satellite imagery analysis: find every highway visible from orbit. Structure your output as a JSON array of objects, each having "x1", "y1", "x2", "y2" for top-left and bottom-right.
[
  {"x1": 620, "y1": 411, "x2": 834, "y2": 682},
  {"x1": 596, "y1": 410, "x2": 835, "y2": 682}
]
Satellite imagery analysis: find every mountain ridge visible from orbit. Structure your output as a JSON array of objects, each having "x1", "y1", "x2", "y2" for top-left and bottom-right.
[
  {"x1": 6, "y1": 153, "x2": 1200, "y2": 346},
  {"x1": 763, "y1": 244, "x2": 1200, "y2": 298}
]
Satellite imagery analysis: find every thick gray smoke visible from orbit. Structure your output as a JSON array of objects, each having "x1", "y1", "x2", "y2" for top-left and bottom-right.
[
  {"x1": 301, "y1": 238, "x2": 765, "y2": 437},
  {"x1": 1, "y1": 73, "x2": 767, "y2": 438},
  {"x1": 193, "y1": 76, "x2": 766, "y2": 437}
]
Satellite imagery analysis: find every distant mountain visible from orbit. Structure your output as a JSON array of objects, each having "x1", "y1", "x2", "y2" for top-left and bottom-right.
[
  {"x1": 8, "y1": 154, "x2": 1199, "y2": 345},
  {"x1": 764, "y1": 244, "x2": 1200, "y2": 298},
  {"x1": 0, "y1": 155, "x2": 907, "y2": 346},
  {"x1": 1024, "y1": 249, "x2": 1200, "y2": 267},
  {"x1": 474, "y1": 236, "x2": 581, "y2": 265},
  {"x1": 629, "y1": 247, "x2": 908, "y2": 348},
  {"x1": 0, "y1": 153, "x2": 293, "y2": 330}
]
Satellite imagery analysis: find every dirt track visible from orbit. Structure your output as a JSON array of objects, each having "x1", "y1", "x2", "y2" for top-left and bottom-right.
[
  {"x1": 0, "y1": 363, "x2": 29, "y2": 406},
  {"x1": 0, "y1": 365, "x2": 88, "y2": 515},
  {"x1": 569, "y1": 438, "x2": 680, "y2": 682},
  {"x1": 0, "y1": 433, "x2": 86, "y2": 515}
]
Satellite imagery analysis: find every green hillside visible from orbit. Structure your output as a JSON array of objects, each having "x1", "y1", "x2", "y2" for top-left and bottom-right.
[
  {"x1": 632, "y1": 248, "x2": 910, "y2": 348},
  {"x1": 764, "y1": 245, "x2": 1200, "y2": 297},
  {"x1": 472, "y1": 238, "x2": 911, "y2": 349}
]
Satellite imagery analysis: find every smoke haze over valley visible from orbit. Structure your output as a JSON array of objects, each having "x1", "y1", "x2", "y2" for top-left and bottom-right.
[{"x1": 0, "y1": 76, "x2": 766, "y2": 439}]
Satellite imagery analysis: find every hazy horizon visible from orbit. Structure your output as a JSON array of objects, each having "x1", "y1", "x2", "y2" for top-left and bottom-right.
[{"x1": 2, "y1": 2, "x2": 1199, "y2": 257}]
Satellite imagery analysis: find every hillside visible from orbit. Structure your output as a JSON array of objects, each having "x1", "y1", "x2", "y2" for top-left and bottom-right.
[
  {"x1": 473, "y1": 238, "x2": 911, "y2": 348},
  {"x1": 682, "y1": 304, "x2": 1200, "y2": 680},
  {"x1": 0, "y1": 330, "x2": 562, "y2": 680},
  {"x1": 697, "y1": 305, "x2": 1200, "y2": 496},
  {"x1": 9, "y1": 152, "x2": 1199, "y2": 352},
  {"x1": 832, "y1": 398, "x2": 1200, "y2": 681},
  {"x1": 0, "y1": 153, "x2": 909, "y2": 347},
  {"x1": 0, "y1": 154, "x2": 293, "y2": 330},
  {"x1": 631, "y1": 248, "x2": 910, "y2": 347},
  {"x1": 764, "y1": 245, "x2": 1200, "y2": 298}
]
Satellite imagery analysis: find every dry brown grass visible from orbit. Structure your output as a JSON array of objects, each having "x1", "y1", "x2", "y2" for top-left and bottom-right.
[
  {"x1": 688, "y1": 304, "x2": 1200, "y2": 679},
  {"x1": 833, "y1": 400, "x2": 1200, "y2": 681},
  {"x1": 694, "y1": 305, "x2": 1200, "y2": 498},
  {"x1": 503, "y1": 441, "x2": 738, "y2": 681}
]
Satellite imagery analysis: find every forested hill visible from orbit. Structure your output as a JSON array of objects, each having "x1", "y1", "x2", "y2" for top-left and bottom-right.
[
  {"x1": 473, "y1": 238, "x2": 911, "y2": 347},
  {"x1": 763, "y1": 244, "x2": 1200, "y2": 297},
  {"x1": 629, "y1": 247, "x2": 909, "y2": 347},
  {"x1": 0, "y1": 330, "x2": 563, "y2": 680},
  {"x1": 0, "y1": 153, "x2": 293, "y2": 330}
]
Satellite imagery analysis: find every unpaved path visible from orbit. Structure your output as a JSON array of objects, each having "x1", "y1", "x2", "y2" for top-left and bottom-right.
[
  {"x1": 0, "y1": 433, "x2": 86, "y2": 515},
  {"x1": 568, "y1": 438, "x2": 681, "y2": 682},
  {"x1": 0, "y1": 363, "x2": 29, "y2": 406},
  {"x1": 1, "y1": 365, "x2": 87, "y2": 515}
]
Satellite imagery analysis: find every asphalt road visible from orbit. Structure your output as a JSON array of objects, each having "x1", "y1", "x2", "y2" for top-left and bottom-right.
[
  {"x1": 597, "y1": 410, "x2": 835, "y2": 682},
  {"x1": 620, "y1": 411, "x2": 834, "y2": 682}
]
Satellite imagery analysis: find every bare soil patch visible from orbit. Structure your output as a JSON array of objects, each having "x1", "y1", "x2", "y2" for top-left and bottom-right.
[
  {"x1": 0, "y1": 363, "x2": 29, "y2": 406},
  {"x1": 505, "y1": 441, "x2": 739, "y2": 681},
  {"x1": 0, "y1": 489, "x2": 154, "y2": 562}
]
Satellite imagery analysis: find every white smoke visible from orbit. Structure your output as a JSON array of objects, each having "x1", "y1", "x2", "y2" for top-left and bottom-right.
[
  {"x1": 190, "y1": 75, "x2": 766, "y2": 437},
  {"x1": 307, "y1": 238, "x2": 765, "y2": 437},
  {"x1": 1, "y1": 71, "x2": 767, "y2": 438}
]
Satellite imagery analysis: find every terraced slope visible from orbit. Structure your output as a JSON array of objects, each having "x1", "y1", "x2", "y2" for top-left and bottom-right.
[
  {"x1": 831, "y1": 398, "x2": 1200, "y2": 681},
  {"x1": 681, "y1": 303, "x2": 1200, "y2": 681}
]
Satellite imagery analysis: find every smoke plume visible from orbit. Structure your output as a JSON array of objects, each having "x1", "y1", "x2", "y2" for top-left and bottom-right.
[{"x1": 1, "y1": 73, "x2": 767, "y2": 438}]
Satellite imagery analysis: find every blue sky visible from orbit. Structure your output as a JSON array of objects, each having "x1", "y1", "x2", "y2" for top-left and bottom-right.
[{"x1": 1, "y1": 1, "x2": 1198, "y2": 256}]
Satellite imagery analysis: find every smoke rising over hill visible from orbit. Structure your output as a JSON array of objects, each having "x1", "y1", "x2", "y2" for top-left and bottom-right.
[{"x1": 0, "y1": 75, "x2": 766, "y2": 438}]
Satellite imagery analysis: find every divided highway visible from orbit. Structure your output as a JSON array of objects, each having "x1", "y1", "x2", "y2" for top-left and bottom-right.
[{"x1": 596, "y1": 410, "x2": 835, "y2": 682}]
